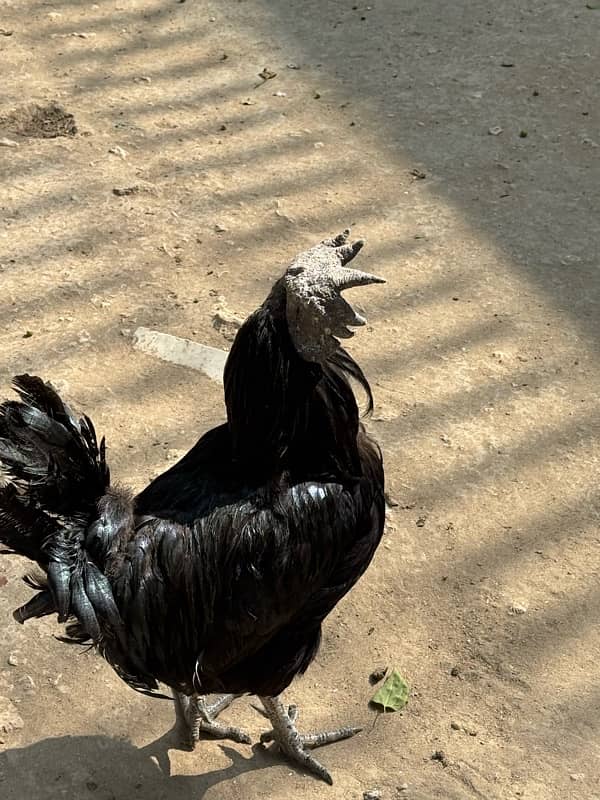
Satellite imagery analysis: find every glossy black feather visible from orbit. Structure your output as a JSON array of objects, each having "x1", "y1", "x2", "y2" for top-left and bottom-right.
[{"x1": 0, "y1": 273, "x2": 385, "y2": 700}]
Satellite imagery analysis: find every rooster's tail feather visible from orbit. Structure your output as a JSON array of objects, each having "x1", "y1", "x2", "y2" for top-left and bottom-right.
[{"x1": 0, "y1": 374, "x2": 119, "y2": 641}]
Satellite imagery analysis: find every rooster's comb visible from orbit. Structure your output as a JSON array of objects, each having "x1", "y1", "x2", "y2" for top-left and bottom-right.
[{"x1": 283, "y1": 229, "x2": 385, "y2": 362}]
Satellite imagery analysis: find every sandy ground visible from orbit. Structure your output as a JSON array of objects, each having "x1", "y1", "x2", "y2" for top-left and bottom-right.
[{"x1": 0, "y1": 1, "x2": 599, "y2": 798}]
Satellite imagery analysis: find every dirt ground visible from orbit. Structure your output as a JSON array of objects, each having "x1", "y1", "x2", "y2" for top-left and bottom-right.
[{"x1": 0, "y1": 1, "x2": 599, "y2": 798}]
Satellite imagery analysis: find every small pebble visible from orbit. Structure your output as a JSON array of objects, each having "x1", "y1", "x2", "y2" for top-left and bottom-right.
[
  {"x1": 108, "y1": 145, "x2": 128, "y2": 159},
  {"x1": 7, "y1": 654, "x2": 18, "y2": 666},
  {"x1": 431, "y1": 749, "x2": 449, "y2": 766},
  {"x1": 397, "y1": 784, "x2": 409, "y2": 792},
  {"x1": 112, "y1": 185, "x2": 139, "y2": 197},
  {"x1": 508, "y1": 603, "x2": 527, "y2": 615},
  {"x1": 450, "y1": 720, "x2": 479, "y2": 736},
  {"x1": 369, "y1": 666, "x2": 388, "y2": 685},
  {"x1": 363, "y1": 790, "x2": 381, "y2": 800}
]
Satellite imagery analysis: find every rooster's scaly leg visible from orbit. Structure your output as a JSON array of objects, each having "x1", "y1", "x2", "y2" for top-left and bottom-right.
[
  {"x1": 173, "y1": 691, "x2": 250, "y2": 747},
  {"x1": 258, "y1": 695, "x2": 361, "y2": 785}
]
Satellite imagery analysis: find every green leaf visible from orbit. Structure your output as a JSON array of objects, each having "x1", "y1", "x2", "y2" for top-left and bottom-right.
[{"x1": 370, "y1": 668, "x2": 410, "y2": 712}]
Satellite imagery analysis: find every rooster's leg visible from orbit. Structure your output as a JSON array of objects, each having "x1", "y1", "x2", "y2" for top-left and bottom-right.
[
  {"x1": 172, "y1": 691, "x2": 250, "y2": 747},
  {"x1": 258, "y1": 695, "x2": 361, "y2": 785}
]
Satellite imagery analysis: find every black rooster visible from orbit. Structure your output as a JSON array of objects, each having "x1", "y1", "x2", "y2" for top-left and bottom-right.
[{"x1": 0, "y1": 231, "x2": 385, "y2": 784}]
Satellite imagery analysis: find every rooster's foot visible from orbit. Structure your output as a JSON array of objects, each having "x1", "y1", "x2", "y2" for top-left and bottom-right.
[
  {"x1": 173, "y1": 691, "x2": 250, "y2": 748},
  {"x1": 258, "y1": 695, "x2": 361, "y2": 785}
]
